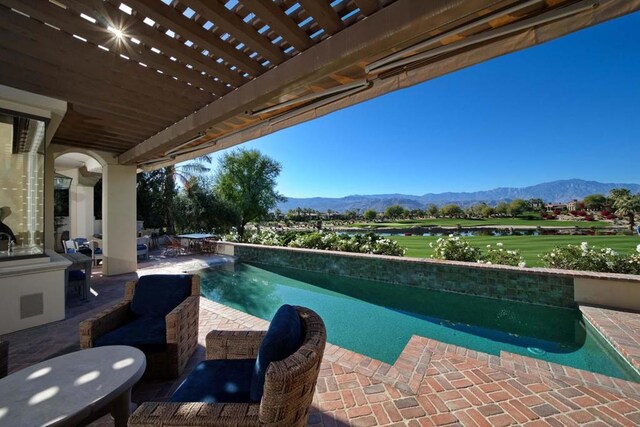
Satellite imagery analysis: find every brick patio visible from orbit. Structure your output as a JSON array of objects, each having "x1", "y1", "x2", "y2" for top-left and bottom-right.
[{"x1": 2, "y1": 253, "x2": 639, "y2": 426}]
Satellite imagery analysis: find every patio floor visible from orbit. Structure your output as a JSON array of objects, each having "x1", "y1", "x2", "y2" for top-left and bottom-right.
[{"x1": 2, "y1": 253, "x2": 640, "y2": 426}]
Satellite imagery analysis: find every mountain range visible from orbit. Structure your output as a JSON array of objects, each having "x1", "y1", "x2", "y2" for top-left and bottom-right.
[{"x1": 277, "y1": 179, "x2": 640, "y2": 213}]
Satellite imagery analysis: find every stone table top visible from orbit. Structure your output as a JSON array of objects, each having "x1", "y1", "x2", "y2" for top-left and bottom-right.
[{"x1": 0, "y1": 346, "x2": 146, "y2": 427}]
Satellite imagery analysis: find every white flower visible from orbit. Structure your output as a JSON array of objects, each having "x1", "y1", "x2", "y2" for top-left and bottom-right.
[
  {"x1": 636, "y1": 244, "x2": 640, "y2": 253},
  {"x1": 518, "y1": 261, "x2": 526, "y2": 267},
  {"x1": 496, "y1": 242, "x2": 503, "y2": 247}
]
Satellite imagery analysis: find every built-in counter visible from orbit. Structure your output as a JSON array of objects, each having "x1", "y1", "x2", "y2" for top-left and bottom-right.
[{"x1": 0, "y1": 250, "x2": 70, "y2": 335}]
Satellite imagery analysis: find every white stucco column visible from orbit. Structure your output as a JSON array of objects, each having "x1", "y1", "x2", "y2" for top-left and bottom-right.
[
  {"x1": 67, "y1": 169, "x2": 95, "y2": 239},
  {"x1": 102, "y1": 164, "x2": 137, "y2": 276}
]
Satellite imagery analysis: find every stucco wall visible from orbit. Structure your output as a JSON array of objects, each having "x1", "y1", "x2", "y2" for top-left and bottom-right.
[
  {"x1": 575, "y1": 278, "x2": 640, "y2": 311},
  {"x1": 224, "y1": 243, "x2": 576, "y2": 308}
]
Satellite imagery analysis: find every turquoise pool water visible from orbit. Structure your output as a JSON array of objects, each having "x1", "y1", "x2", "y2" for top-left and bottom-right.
[{"x1": 201, "y1": 262, "x2": 639, "y2": 382}]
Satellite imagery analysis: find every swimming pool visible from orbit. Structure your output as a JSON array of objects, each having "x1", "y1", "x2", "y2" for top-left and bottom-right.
[{"x1": 200, "y1": 261, "x2": 639, "y2": 382}]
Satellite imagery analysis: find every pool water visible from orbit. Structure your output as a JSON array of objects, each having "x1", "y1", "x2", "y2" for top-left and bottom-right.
[{"x1": 201, "y1": 262, "x2": 639, "y2": 382}]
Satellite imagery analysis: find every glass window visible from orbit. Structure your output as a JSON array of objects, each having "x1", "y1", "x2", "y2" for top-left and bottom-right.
[{"x1": 0, "y1": 110, "x2": 47, "y2": 260}]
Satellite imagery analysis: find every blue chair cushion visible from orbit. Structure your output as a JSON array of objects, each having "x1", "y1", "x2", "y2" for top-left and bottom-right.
[
  {"x1": 68, "y1": 270, "x2": 85, "y2": 281},
  {"x1": 136, "y1": 244, "x2": 147, "y2": 251},
  {"x1": 66, "y1": 248, "x2": 76, "y2": 254},
  {"x1": 249, "y1": 304, "x2": 302, "y2": 402},
  {"x1": 94, "y1": 248, "x2": 103, "y2": 255},
  {"x1": 94, "y1": 316, "x2": 166, "y2": 353},
  {"x1": 170, "y1": 359, "x2": 255, "y2": 403},
  {"x1": 130, "y1": 274, "x2": 192, "y2": 318}
]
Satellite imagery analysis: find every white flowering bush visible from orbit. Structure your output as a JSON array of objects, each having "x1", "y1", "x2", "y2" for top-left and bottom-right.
[
  {"x1": 541, "y1": 242, "x2": 640, "y2": 274},
  {"x1": 246, "y1": 229, "x2": 281, "y2": 246},
  {"x1": 429, "y1": 235, "x2": 481, "y2": 262},
  {"x1": 480, "y1": 243, "x2": 526, "y2": 267},
  {"x1": 234, "y1": 229, "x2": 405, "y2": 256}
]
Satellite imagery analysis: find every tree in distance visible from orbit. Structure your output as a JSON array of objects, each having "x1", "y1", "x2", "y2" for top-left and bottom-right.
[
  {"x1": 385, "y1": 205, "x2": 406, "y2": 219},
  {"x1": 363, "y1": 209, "x2": 378, "y2": 221},
  {"x1": 582, "y1": 194, "x2": 607, "y2": 211},
  {"x1": 439, "y1": 204, "x2": 463, "y2": 218},
  {"x1": 509, "y1": 198, "x2": 528, "y2": 217},
  {"x1": 215, "y1": 149, "x2": 286, "y2": 239}
]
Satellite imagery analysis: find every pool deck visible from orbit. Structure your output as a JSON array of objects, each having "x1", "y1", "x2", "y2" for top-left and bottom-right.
[{"x1": 2, "y1": 253, "x2": 640, "y2": 426}]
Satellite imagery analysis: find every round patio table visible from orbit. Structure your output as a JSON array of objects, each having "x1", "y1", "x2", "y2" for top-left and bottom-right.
[{"x1": 0, "y1": 345, "x2": 146, "y2": 427}]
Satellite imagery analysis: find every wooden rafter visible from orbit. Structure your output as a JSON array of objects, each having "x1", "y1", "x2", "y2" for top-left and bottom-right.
[
  {"x1": 123, "y1": 0, "x2": 264, "y2": 76},
  {"x1": 239, "y1": 0, "x2": 312, "y2": 52},
  {"x1": 63, "y1": 0, "x2": 245, "y2": 88},
  {"x1": 297, "y1": 0, "x2": 344, "y2": 35},
  {"x1": 353, "y1": 0, "x2": 380, "y2": 16},
  {"x1": 182, "y1": 0, "x2": 287, "y2": 65},
  {"x1": 0, "y1": 0, "x2": 227, "y2": 96}
]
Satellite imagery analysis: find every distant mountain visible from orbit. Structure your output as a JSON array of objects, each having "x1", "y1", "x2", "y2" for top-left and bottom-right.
[{"x1": 277, "y1": 179, "x2": 640, "y2": 212}]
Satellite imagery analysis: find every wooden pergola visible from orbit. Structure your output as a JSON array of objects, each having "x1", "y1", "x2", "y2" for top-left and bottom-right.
[{"x1": 1, "y1": 0, "x2": 638, "y2": 168}]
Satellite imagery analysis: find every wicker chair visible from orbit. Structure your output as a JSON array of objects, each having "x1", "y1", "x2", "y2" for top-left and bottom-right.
[
  {"x1": 128, "y1": 306, "x2": 326, "y2": 427},
  {"x1": 0, "y1": 340, "x2": 8, "y2": 378},
  {"x1": 79, "y1": 274, "x2": 200, "y2": 379}
]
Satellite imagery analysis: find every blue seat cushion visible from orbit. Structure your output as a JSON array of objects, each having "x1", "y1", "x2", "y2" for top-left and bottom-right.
[
  {"x1": 68, "y1": 270, "x2": 85, "y2": 281},
  {"x1": 171, "y1": 359, "x2": 255, "y2": 404},
  {"x1": 94, "y1": 316, "x2": 166, "y2": 353},
  {"x1": 130, "y1": 274, "x2": 192, "y2": 318},
  {"x1": 66, "y1": 248, "x2": 76, "y2": 254},
  {"x1": 94, "y1": 248, "x2": 103, "y2": 255},
  {"x1": 249, "y1": 304, "x2": 302, "y2": 402},
  {"x1": 136, "y1": 244, "x2": 147, "y2": 251}
]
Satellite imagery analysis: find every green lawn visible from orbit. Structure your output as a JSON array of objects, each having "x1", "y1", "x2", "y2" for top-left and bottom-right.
[
  {"x1": 353, "y1": 217, "x2": 611, "y2": 228},
  {"x1": 388, "y1": 235, "x2": 640, "y2": 267}
]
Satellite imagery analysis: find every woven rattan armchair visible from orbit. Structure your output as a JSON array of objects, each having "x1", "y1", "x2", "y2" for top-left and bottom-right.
[
  {"x1": 79, "y1": 274, "x2": 200, "y2": 379},
  {"x1": 0, "y1": 340, "x2": 8, "y2": 378},
  {"x1": 129, "y1": 306, "x2": 326, "y2": 427}
]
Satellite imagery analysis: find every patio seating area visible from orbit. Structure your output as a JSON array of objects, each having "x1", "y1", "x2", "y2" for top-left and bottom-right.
[{"x1": 0, "y1": 252, "x2": 639, "y2": 426}]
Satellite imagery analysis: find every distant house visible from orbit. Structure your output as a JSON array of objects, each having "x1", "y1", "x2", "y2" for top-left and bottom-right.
[
  {"x1": 566, "y1": 200, "x2": 579, "y2": 211},
  {"x1": 545, "y1": 202, "x2": 566, "y2": 212}
]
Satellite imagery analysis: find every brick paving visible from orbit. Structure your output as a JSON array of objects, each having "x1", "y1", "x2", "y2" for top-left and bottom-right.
[
  {"x1": 581, "y1": 306, "x2": 640, "y2": 372},
  {"x1": 1, "y1": 253, "x2": 639, "y2": 426}
]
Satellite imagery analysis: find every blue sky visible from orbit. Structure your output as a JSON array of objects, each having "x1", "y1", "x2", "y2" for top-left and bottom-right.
[{"x1": 204, "y1": 11, "x2": 640, "y2": 198}]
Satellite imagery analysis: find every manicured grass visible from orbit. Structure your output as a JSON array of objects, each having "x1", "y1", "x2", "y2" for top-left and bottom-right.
[
  {"x1": 353, "y1": 217, "x2": 611, "y2": 228},
  {"x1": 388, "y1": 235, "x2": 640, "y2": 267}
]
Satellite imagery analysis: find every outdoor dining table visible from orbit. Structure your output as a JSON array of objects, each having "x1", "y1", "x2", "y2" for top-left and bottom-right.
[
  {"x1": 176, "y1": 233, "x2": 216, "y2": 253},
  {"x1": 0, "y1": 345, "x2": 146, "y2": 427}
]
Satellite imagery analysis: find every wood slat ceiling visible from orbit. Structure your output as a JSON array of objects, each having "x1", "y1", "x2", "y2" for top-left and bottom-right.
[{"x1": 0, "y1": 0, "x2": 637, "y2": 168}]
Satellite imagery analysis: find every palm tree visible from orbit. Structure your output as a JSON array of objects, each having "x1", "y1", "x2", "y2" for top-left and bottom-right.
[
  {"x1": 162, "y1": 156, "x2": 212, "y2": 234},
  {"x1": 612, "y1": 194, "x2": 640, "y2": 231}
]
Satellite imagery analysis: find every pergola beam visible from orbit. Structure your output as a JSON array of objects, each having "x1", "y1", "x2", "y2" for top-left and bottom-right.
[
  {"x1": 183, "y1": 0, "x2": 287, "y2": 65},
  {"x1": 0, "y1": 0, "x2": 226, "y2": 96},
  {"x1": 298, "y1": 0, "x2": 344, "y2": 35},
  {"x1": 64, "y1": 0, "x2": 245, "y2": 89},
  {"x1": 123, "y1": 0, "x2": 264, "y2": 77},
  {"x1": 353, "y1": 0, "x2": 380, "y2": 16},
  {"x1": 239, "y1": 0, "x2": 313, "y2": 52},
  {"x1": 119, "y1": 0, "x2": 489, "y2": 164}
]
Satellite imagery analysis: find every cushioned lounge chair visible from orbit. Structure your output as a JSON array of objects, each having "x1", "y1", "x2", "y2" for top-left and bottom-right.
[
  {"x1": 128, "y1": 305, "x2": 326, "y2": 427},
  {"x1": 136, "y1": 236, "x2": 149, "y2": 260},
  {"x1": 79, "y1": 274, "x2": 200, "y2": 379}
]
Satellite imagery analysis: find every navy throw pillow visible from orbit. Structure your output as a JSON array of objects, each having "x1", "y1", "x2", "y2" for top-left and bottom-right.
[
  {"x1": 249, "y1": 304, "x2": 302, "y2": 402},
  {"x1": 130, "y1": 274, "x2": 192, "y2": 318}
]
